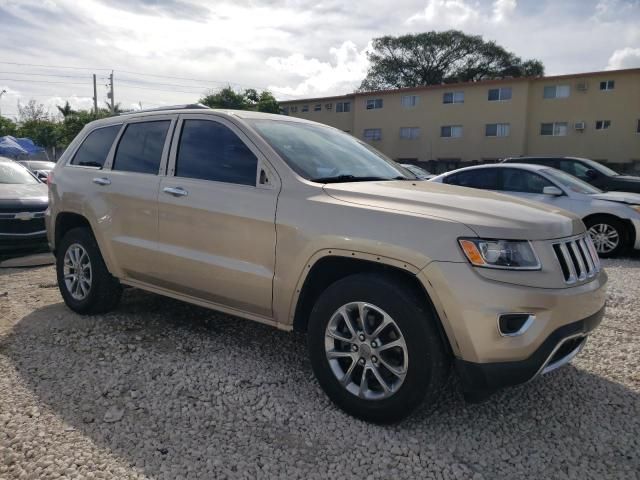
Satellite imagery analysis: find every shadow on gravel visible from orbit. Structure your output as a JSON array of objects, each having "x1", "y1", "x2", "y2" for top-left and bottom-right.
[{"x1": 4, "y1": 288, "x2": 640, "y2": 479}]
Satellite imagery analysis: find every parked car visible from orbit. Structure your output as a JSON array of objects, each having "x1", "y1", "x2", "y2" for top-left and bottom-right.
[
  {"x1": 46, "y1": 107, "x2": 606, "y2": 423},
  {"x1": 431, "y1": 163, "x2": 640, "y2": 257},
  {"x1": 0, "y1": 156, "x2": 48, "y2": 252},
  {"x1": 502, "y1": 156, "x2": 640, "y2": 194},
  {"x1": 17, "y1": 160, "x2": 56, "y2": 182},
  {"x1": 400, "y1": 163, "x2": 434, "y2": 180}
]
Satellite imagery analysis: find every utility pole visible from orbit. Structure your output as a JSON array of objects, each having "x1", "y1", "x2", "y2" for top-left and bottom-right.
[
  {"x1": 0, "y1": 89, "x2": 6, "y2": 118},
  {"x1": 92, "y1": 74, "x2": 98, "y2": 114},
  {"x1": 108, "y1": 71, "x2": 115, "y2": 113}
]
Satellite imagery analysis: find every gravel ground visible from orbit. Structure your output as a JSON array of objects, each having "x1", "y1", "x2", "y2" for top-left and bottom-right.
[{"x1": 0, "y1": 259, "x2": 639, "y2": 480}]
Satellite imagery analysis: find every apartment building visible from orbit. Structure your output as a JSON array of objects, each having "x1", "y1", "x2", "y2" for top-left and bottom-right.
[{"x1": 280, "y1": 68, "x2": 640, "y2": 173}]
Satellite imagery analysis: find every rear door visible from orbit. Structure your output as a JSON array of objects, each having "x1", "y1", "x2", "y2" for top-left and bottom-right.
[
  {"x1": 156, "y1": 114, "x2": 279, "y2": 317},
  {"x1": 98, "y1": 116, "x2": 175, "y2": 282}
]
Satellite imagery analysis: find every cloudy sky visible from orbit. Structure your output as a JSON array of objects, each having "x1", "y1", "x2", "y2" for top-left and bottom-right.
[{"x1": 0, "y1": 0, "x2": 639, "y2": 118}]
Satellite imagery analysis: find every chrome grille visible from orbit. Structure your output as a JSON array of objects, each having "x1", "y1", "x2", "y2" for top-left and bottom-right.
[{"x1": 552, "y1": 234, "x2": 601, "y2": 285}]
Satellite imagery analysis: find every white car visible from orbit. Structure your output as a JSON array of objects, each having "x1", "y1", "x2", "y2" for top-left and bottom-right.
[{"x1": 430, "y1": 163, "x2": 640, "y2": 257}]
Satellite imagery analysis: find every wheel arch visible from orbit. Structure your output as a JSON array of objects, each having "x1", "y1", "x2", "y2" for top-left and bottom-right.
[
  {"x1": 54, "y1": 211, "x2": 93, "y2": 254},
  {"x1": 290, "y1": 252, "x2": 453, "y2": 357},
  {"x1": 582, "y1": 212, "x2": 634, "y2": 246}
]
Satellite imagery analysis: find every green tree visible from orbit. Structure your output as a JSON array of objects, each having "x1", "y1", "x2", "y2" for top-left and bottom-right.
[
  {"x1": 0, "y1": 116, "x2": 17, "y2": 137},
  {"x1": 17, "y1": 120, "x2": 62, "y2": 150},
  {"x1": 199, "y1": 86, "x2": 280, "y2": 113},
  {"x1": 18, "y1": 99, "x2": 50, "y2": 122},
  {"x1": 57, "y1": 101, "x2": 76, "y2": 118},
  {"x1": 359, "y1": 30, "x2": 544, "y2": 91},
  {"x1": 60, "y1": 109, "x2": 111, "y2": 145}
]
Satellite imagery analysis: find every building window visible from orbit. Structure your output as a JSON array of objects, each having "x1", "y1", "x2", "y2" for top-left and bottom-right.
[
  {"x1": 399, "y1": 127, "x2": 420, "y2": 139},
  {"x1": 443, "y1": 92, "x2": 464, "y2": 104},
  {"x1": 543, "y1": 85, "x2": 570, "y2": 99},
  {"x1": 366, "y1": 98, "x2": 383, "y2": 110},
  {"x1": 488, "y1": 87, "x2": 512, "y2": 101},
  {"x1": 302, "y1": 105, "x2": 309, "y2": 112},
  {"x1": 485, "y1": 123, "x2": 510, "y2": 137},
  {"x1": 336, "y1": 101, "x2": 351, "y2": 113},
  {"x1": 595, "y1": 120, "x2": 611, "y2": 130},
  {"x1": 540, "y1": 122, "x2": 568, "y2": 136},
  {"x1": 290, "y1": 105, "x2": 298, "y2": 113},
  {"x1": 314, "y1": 104, "x2": 321, "y2": 112},
  {"x1": 281, "y1": 106, "x2": 289, "y2": 115},
  {"x1": 325, "y1": 103, "x2": 333, "y2": 110},
  {"x1": 363, "y1": 128, "x2": 382, "y2": 141},
  {"x1": 401, "y1": 95, "x2": 418, "y2": 107},
  {"x1": 441, "y1": 125, "x2": 463, "y2": 138},
  {"x1": 600, "y1": 80, "x2": 615, "y2": 91},
  {"x1": 637, "y1": 119, "x2": 640, "y2": 133}
]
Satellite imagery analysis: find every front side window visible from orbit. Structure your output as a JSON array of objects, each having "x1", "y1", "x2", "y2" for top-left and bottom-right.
[
  {"x1": 540, "y1": 122, "x2": 568, "y2": 136},
  {"x1": 542, "y1": 168, "x2": 602, "y2": 194},
  {"x1": 443, "y1": 91, "x2": 464, "y2": 104},
  {"x1": 401, "y1": 95, "x2": 418, "y2": 107},
  {"x1": 176, "y1": 120, "x2": 258, "y2": 186},
  {"x1": 500, "y1": 168, "x2": 553, "y2": 194},
  {"x1": 595, "y1": 120, "x2": 611, "y2": 130},
  {"x1": 600, "y1": 80, "x2": 615, "y2": 91},
  {"x1": 113, "y1": 121, "x2": 170, "y2": 174},
  {"x1": 446, "y1": 169, "x2": 499, "y2": 189},
  {"x1": 485, "y1": 123, "x2": 510, "y2": 137},
  {"x1": 543, "y1": 85, "x2": 570, "y2": 99},
  {"x1": 399, "y1": 127, "x2": 420, "y2": 139},
  {"x1": 488, "y1": 87, "x2": 512, "y2": 101},
  {"x1": 366, "y1": 98, "x2": 383, "y2": 110},
  {"x1": 441, "y1": 125, "x2": 463, "y2": 138},
  {"x1": 363, "y1": 128, "x2": 382, "y2": 141},
  {"x1": 71, "y1": 124, "x2": 121, "y2": 168},
  {"x1": 248, "y1": 120, "x2": 409, "y2": 182}
]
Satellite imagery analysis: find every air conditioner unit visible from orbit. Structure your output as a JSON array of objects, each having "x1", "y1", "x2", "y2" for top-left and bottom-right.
[
  {"x1": 576, "y1": 82, "x2": 588, "y2": 92},
  {"x1": 574, "y1": 121, "x2": 586, "y2": 131}
]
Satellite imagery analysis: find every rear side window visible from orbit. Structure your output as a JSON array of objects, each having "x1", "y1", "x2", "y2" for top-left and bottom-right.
[
  {"x1": 71, "y1": 125, "x2": 121, "y2": 168},
  {"x1": 113, "y1": 121, "x2": 171, "y2": 174},
  {"x1": 175, "y1": 120, "x2": 258, "y2": 186},
  {"x1": 446, "y1": 169, "x2": 499, "y2": 190}
]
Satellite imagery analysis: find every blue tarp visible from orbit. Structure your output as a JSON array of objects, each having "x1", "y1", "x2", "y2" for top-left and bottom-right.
[{"x1": 0, "y1": 136, "x2": 45, "y2": 157}]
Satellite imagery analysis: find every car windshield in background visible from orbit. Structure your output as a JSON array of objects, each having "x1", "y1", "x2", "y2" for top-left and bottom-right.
[
  {"x1": 583, "y1": 158, "x2": 619, "y2": 176},
  {"x1": 248, "y1": 120, "x2": 413, "y2": 182},
  {"x1": 0, "y1": 162, "x2": 39, "y2": 184},
  {"x1": 542, "y1": 168, "x2": 602, "y2": 195}
]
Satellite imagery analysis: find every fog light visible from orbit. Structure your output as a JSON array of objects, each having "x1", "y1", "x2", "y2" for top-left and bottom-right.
[{"x1": 498, "y1": 313, "x2": 535, "y2": 337}]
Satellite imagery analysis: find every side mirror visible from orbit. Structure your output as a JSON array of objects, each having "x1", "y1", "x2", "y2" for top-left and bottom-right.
[
  {"x1": 543, "y1": 186, "x2": 563, "y2": 196},
  {"x1": 585, "y1": 169, "x2": 598, "y2": 180}
]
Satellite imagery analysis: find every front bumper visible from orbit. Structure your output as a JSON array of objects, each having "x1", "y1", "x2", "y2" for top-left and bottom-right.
[
  {"x1": 455, "y1": 306, "x2": 604, "y2": 392},
  {"x1": 0, "y1": 230, "x2": 48, "y2": 252}
]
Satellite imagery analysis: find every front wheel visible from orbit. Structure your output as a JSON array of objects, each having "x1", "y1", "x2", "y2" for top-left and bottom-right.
[
  {"x1": 584, "y1": 215, "x2": 628, "y2": 258},
  {"x1": 307, "y1": 273, "x2": 449, "y2": 423}
]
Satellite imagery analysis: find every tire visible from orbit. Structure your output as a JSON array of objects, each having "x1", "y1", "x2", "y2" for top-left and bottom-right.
[
  {"x1": 307, "y1": 273, "x2": 450, "y2": 423},
  {"x1": 56, "y1": 227, "x2": 122, "y2": 314},
  {"x1": 584, "y1": 215, "x2": 628, "y2": 258}
]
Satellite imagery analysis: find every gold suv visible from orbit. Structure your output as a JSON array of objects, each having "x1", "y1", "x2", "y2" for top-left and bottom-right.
[{"x1": 46, "y1": 106, "x2": 607, "y2": 423}]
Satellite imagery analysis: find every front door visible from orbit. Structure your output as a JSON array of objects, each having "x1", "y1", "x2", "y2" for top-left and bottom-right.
[{"x1": 156, "y1": 115, "x2": 279, "y2": 318}]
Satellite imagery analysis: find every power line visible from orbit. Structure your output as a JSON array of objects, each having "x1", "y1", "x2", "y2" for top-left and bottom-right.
[
  {"x1": 0, "y1": 71, "x2": 93, "y2": 79},
  {"x1": 0, "y1": 78, "x2": 89, "y2": 86},
  {"x1": 0, "y1": 61, "x2": 111, "y2": 71}
]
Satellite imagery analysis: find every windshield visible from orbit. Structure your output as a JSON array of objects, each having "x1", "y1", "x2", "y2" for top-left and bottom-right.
[
  {"x1": 582, "y1": 158, "x2": 618, "y2": 176},
  {"x1": 542, "y1": 168, "x2": 602, "y2": 194},
  {"x1": 248, "y1": 119, "x2": 413, "y2": 182},
  {"x1": 403, "y1": 165, "x2": 431, "y2": 178},
  {"x1": 0, "y1": 162, "x2": 39, "y2": 184}
]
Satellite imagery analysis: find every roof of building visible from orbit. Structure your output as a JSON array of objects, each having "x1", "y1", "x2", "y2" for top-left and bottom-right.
[{"x1": 279, "y1": 67, "x2": 640, "y2": 104}]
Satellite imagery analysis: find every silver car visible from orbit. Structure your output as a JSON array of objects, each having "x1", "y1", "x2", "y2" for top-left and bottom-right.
[{"x1": 431, "y1": 163, "x2": 640, "y2": 257}]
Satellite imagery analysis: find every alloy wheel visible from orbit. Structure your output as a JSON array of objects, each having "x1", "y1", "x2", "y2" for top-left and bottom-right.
[
  {"x1": 588, "y1": 223, "x2": 619, "y2": 254},
  {"x1": 63, "y1": 243, "x2": 92, "y2": 300},
  {"x1": 324, "y1": 302, "x2": 408, "y2": 400}
]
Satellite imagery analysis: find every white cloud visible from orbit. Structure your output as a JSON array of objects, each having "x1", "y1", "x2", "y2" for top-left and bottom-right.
[
  {"x1": 407, "y1": 0, "x2": 516, "y2": 26},
  {"x1": 606, "y1": 47, "x2": 640, "y2": 69},
  {"x1": 266, "y1": 41, "x2": 371, "y2": 97}
]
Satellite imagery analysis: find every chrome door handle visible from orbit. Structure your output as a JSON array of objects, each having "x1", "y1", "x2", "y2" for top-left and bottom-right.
[
  {"x1": 92, "y1": 177, "x2": 111, "y2": 186},
  {"x1": 163, "y1": 186, "x2": 188, "y2": 197}
]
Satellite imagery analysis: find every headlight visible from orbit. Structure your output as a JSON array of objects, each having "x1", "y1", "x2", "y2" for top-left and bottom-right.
[{"x1": 458, "y1": 238, "x2": 541, "y2": 270}]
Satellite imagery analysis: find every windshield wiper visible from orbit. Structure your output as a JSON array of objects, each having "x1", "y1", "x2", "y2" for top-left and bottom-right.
[{"x1": 311, "y1": 175, "x2": 396, "y2": 183}]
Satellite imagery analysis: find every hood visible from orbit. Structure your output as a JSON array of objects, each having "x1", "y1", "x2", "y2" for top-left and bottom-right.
[
  {"x1": 591, "y1": 191, "x2": 640, "y2": 205},
  {"x1": 614, "y1": 175, "x2": 640, "y2": 183},
  {"x1": 323, "y1": 180, "x2": 583, "y2": 240},
  {"x1": 0, "y1": 183, "x2": 48, "y2": 202}
]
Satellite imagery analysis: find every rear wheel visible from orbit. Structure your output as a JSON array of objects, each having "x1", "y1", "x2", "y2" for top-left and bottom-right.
[
  {"x1": 307, "y1": 273, "x2": 449, "y2": 423},
  {"x1": 584, "y1": 215, "x2": 627, "y2": 258},
  {"x1": 56, "y1": 227, "x2": 122, "y2": 314}
]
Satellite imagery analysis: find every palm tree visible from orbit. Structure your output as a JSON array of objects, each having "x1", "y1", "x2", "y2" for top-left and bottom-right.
[{"x1": 57, "y1": 101, "x2": 76, "y2": 118}]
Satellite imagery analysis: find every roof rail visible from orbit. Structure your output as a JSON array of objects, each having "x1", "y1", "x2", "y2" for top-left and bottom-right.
[{"x1": 117, "y1": 103, "x2": 210, "y2": 116}]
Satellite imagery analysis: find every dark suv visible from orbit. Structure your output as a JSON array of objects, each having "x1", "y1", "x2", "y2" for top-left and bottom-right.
[{"x1": 502, "y1": 156, "x2": 640, "y2": 193}]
